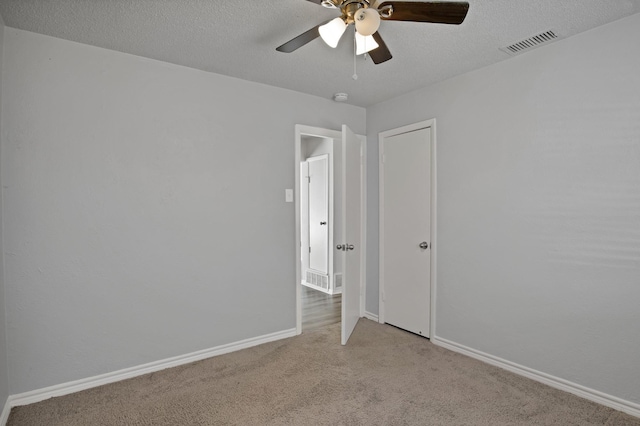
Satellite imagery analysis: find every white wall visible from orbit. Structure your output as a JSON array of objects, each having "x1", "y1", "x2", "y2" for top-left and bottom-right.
[
  {"x1": 1, "y1": 28, "x2": 365, "y2": 394},
  {"x1": 0, "y1": 10, "x2": 10, "y2": 409},
  {"x1": 366, "y1": 13, "x2": 640, "y2": 406}
]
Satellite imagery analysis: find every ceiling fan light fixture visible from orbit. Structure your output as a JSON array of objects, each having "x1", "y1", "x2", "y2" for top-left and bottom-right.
[
  {"x1": 319, "y1": 17, "x2": 347, "y2": 48},
  {"x1": 354, "y1": 8, "x2": 381, "y2": 36},
  {"x1": 378, "y1": 4, "x2": 393, "y2": 19},
  {"x1": 320, "y1": 0, "x2": 338, "y2": 8},
  {"x1": 355, "y1": 32, "x2": 379, "y2": 55}
]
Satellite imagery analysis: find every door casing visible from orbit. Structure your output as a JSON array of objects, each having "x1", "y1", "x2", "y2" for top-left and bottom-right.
[{"x1": 378, "y1": 119, "x2": 437, "y2": 338}]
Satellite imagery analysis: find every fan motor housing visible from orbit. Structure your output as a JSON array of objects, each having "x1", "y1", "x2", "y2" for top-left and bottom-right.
[{"x1": 340, "y1": 1, "x2": 369, "y2": 24}]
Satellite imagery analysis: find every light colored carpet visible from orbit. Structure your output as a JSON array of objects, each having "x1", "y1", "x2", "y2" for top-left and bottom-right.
[{"x1": 8, "y1": 319, "x2": 640, "y2": 425}]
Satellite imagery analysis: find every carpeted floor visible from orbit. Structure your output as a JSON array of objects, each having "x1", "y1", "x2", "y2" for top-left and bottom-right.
[{"x1": 8, "y1": 319, "x2": 640, "y2": 425}]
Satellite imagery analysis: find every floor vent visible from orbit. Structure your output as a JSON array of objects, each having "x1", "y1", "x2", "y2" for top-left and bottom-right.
[
  {"x1": 306, "y1": 270, "x2": 328, "y2": 290},
  {"x1": 334, "y1": 273, "x2": 343, "y2": 289},
  {"x1": 500, "y1": 30, "x2": 560, "y2": 56}
]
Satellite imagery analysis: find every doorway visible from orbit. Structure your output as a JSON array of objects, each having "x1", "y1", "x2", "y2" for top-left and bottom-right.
[
  {"x1": 379, "y1": 120, "x2": 437, "y2": 338},
  {"x1": 300, "y1": 153, "x2": 339, "y2": 295},
  {"x1": 294, "y1": 125, "x2": 366, "y2": 344},
  {"x1": 300, "y1": 140, "x2": 341, "y2": 332}
]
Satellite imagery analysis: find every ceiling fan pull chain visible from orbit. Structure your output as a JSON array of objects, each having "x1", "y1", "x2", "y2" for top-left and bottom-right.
[{"x1": 352, "y1": 28, "x2": 358, "y2": 80}]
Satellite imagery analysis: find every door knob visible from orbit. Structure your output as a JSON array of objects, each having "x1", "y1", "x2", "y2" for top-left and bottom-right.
[
  {"x1": 419, "y1": 242, "x2": 429, "y2": 249},
  {"x1": 336, "y1": 244, "x2": 345, "y2": 251},
  {"x1": 347, "y1": 244, "x2": 355, "y2": 251}
]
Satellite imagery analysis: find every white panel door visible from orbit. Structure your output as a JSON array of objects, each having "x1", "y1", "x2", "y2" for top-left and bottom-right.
[
  {"x1": 307, "y1": 155, "x2": 329, "y2": 273},
  {"x1": 382, "y1": 127, "x2": 431, "y2": 337},
  {"x1": 341, "y1": 125, "x2": 362, "y2": 345}
]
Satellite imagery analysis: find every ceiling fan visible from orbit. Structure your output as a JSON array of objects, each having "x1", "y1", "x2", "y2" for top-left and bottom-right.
[{"x1": 276, "y1": 0, "x2": 470, "y2": 64}]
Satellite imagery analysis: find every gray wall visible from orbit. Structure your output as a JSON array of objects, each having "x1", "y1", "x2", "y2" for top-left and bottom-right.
[
  {"x1": 0, "y1": 11, "x2": 10, "y2": 409},
  {"x1": 2, "y1": 9, "x2": 639, "y2": 409},
  {"x1": 366, "y1": 14, "x2": 640, "y2": 405},
  {"x1": 1, "y1": 28, "x2": 365, "y2": 394}
]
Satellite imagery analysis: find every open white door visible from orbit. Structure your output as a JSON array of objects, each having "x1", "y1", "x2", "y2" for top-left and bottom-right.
[{"x1": 340, "y1": 125, "x2": 362, "y2": 345}]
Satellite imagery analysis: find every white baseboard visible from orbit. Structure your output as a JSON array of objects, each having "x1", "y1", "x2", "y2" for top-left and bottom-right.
[
  {"x1": 364, "y1": 311, "x2": 379, "y2": 322},
  {"x1": 432, "y1": 335, "x2": 640, "y2": 419},
  {"x1": 7, "y1": 328, "x2": 297, "y2": 412},
  {"x1": 0, "y1": 398, "x2": 11, "y2": 426}
]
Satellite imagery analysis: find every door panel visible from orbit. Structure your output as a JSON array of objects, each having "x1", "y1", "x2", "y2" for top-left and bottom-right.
[
  {"x1": 308, "y1": 156, "x2": 329, "y2": 273},
  {"x1": 382, "y1": 127, "x2": 431, "y2": 336},
  {"x1": 341, "y1": 125, "x2": 362, "y2": 345}
]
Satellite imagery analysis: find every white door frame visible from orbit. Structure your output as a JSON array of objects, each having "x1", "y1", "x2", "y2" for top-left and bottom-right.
[
  {"x1": 378, "y1": 119, "x2": 437, "y2": 338},
  {"x1": 295, "y1": 124, "x2": 367, "y2": 335}
]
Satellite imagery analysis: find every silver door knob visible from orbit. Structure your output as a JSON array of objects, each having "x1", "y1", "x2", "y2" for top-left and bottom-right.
[
  {"x1": 336, "y1": 244, "x2": 345, "y2": 251},
  {"x1": 419, "y1": 242, "x2": 429, "y2": 249},
  {"x1": 347, "y1": 244, "x2": 355, "y2": 251}
]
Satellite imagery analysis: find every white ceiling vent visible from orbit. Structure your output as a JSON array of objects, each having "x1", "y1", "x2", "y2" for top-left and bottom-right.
[{"x1": 500, "y1": 30, "x2": 560, "y2": 56}]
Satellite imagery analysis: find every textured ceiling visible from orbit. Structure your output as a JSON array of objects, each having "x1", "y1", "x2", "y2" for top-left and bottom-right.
[{"x1": 1, "y1": 0, "x2": 639, "y2": 107}]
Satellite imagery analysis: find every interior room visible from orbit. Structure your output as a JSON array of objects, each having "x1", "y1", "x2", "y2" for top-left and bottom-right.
[{"x1": 0, "y1": 0, "x2": 638, "y2": 424}]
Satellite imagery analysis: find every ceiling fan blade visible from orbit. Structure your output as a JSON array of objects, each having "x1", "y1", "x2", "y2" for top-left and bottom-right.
[
  {"x1": 378, "y1": 1, "x2": 469, "y2": 24},
  {"x1": 276, "y1": 22, "x2": 326, "y2": 53},
  {"x1": 369, "y1": 32, "x2": 392, "y2": 64}
]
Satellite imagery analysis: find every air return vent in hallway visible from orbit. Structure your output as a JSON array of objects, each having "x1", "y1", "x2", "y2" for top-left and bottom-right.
[
  {"x1": 334, "y1": 273, "x2": 342, "y2": 289},
  {"x1": 500, "y1": 30, "x2": 560, "y2": 56},
  {"x1": 306, "y1": 270, "x2": 328, "y2": 290}
]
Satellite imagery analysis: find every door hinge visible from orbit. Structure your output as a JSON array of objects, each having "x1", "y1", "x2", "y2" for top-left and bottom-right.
[{"x1": 381, "y1": 154, "x2": 385, "y2": 164}]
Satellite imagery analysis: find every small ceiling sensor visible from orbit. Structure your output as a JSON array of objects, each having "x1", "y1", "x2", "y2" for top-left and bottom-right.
[{"x1": 333, "y1": 93, "x2": 348, "y2": 102}]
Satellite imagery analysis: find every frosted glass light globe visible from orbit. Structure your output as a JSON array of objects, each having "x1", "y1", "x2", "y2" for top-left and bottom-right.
[
  {"x1": 354, "y1": 8, "x2": 381, "y2": 37},
  {"x1": 319, "y1": 17, "x2": 348, "y2": 48},
  {"x1": 355, "y1": 32, "x2": 379, "y2": 55}
]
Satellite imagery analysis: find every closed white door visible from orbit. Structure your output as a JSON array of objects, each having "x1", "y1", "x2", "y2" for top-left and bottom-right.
[
  {"x1": 381, "y1": 126, "x2": 431, "y2": 337},
  {"x1": 307, "y1": 155, "x2": 329, "y2": 273},
  {"x1": 341, "y1": 125, "x2": 362, "y2": 345}
]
